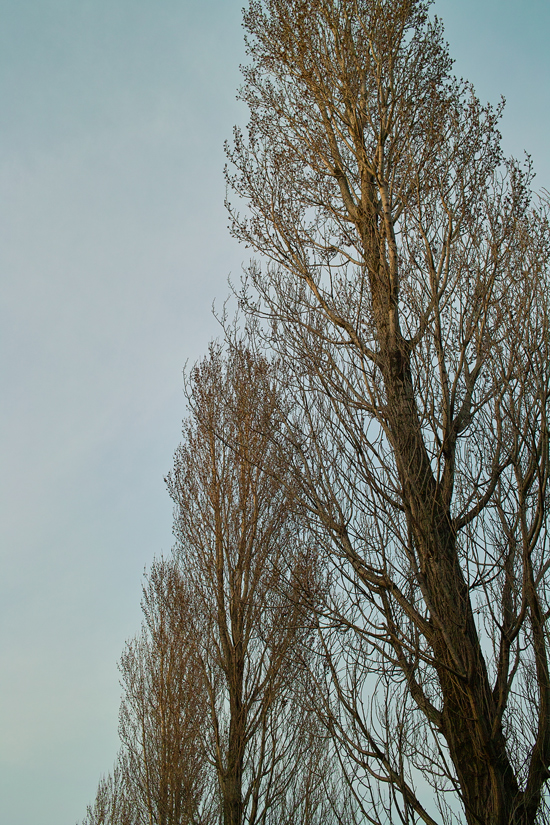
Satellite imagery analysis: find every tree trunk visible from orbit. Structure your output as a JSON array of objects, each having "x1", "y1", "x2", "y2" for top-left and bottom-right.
[{"x1": 382, "y1": 327, "x2": 522, "y2": 825}]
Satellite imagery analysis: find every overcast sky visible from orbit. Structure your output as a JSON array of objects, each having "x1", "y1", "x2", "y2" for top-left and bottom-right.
[{"x1": 0, "y1": 2, "x2": 548, "y2": 824}]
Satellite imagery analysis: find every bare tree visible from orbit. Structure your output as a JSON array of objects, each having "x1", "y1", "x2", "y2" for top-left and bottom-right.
[
  {"x1": 226, "y1": 1, "x2": 550, "y2": 823},
  {"x1": 166, "y1": 342, "x2": 347, "y2": 825},
  {"x1": 117, "y1": 559, "x2": 213, "y2": 825},
  {"x1": 80, "y1": 762, "x2": 137, "y2": 825},
  {"x1": 81, "y1": 558, "x2": 213, "y2": 825},
  {"x1": 81, "y1": 344, "x2": 353, "y2": 825}
]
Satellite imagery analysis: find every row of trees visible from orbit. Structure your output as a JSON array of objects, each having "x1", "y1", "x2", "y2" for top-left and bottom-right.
[
  {"x1": 83, "y1": 1, "x2": 550, "y2": 824},
  {"x1": 82, "y1": 345, "x2": 352, "y2": 825}
]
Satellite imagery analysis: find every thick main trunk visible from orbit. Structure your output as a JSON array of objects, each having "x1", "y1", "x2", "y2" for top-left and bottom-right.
[
  {"x1": 380, "y1": 321, "x2": 523, "y2": 824},
  {"x1": 222, "y1": 647, "x2": 246, "y2": 825},
  {"x1": 221, "y1": 695, "x2": 245, "y2": 825},
  {"x1": 223, "y1": 768, "x2": 244, "y2": 825}
]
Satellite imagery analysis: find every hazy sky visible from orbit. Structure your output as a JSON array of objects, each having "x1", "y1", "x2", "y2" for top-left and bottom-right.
[{"x1": 0, "y1": 2, "x2": 548, "y2": 824}]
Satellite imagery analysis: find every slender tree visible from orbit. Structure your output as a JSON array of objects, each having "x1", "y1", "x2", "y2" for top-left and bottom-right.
[
  {"x1": 81, "y1": 762, "x2": 137, "y2": 825},
  {"x1": 226, "y1": 2, "x2": 550, "y2": 823},
  {"x1": 82, "y1": 558, "x2": 212, "y2": 825},
  {"x1": 117, "y1": 559, "x2": 212, "y2": 825},
  {"x1": 166, "y1": 343, "x2": 345, "y2": 825}
]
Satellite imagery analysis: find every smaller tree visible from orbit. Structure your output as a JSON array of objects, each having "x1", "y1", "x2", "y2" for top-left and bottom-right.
[
  {"x1": 117, "y1": 559, "x2": 212, "y2": 825},
  {"x1": 167, "y1": 343, "x2": 338, "y2": 825},
  {"x1": 81, "y1": 558, "x2": 213, "y2": 825},
  {"x1": 81, "y1": 762, "x2": 136, "y2": 825}
]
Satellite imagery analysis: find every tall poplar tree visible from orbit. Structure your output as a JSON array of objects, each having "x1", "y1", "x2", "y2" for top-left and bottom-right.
[{"x1": 227, "y1": 2, "x2": 550, "y2": 823}]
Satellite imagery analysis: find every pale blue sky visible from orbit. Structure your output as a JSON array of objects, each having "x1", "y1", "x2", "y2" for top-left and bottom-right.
[{"x1": 0, "y1": 2, "x2": 548, "y2": 824}]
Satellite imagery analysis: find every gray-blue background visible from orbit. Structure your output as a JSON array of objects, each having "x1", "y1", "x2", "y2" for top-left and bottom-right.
[{"x1": 0, "y1": 2, "x2": 548, "y2": 823}]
